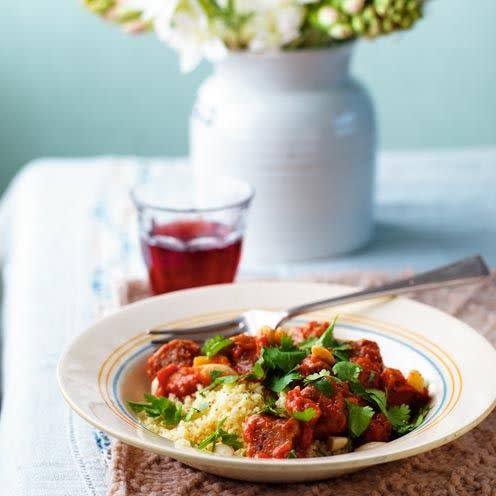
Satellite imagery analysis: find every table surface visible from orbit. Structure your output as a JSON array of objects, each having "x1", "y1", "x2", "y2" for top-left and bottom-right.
[{"x1": 0, "y1": 147, "x2": 495, "y2": 495}]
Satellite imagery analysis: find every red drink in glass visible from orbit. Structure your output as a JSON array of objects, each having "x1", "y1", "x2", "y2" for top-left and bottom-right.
[
  {"x1": 141, "y1": 220, "x2": 243, "y2": 294},
  {"x1": 132, "y1": 168, "x2": 253, "y2": 295}
]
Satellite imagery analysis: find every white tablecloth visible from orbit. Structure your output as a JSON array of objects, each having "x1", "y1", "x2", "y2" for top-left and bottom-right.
[{"x1": 0, "y1": 148, "x2": 495, "y2": 495}]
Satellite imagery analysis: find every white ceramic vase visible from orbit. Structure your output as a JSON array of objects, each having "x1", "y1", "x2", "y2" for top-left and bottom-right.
[{"x1": 190, "y1": 44, "x2": 376, "y2": 265}]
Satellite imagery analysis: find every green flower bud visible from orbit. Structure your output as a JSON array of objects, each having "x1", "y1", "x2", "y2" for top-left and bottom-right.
[
  {"x1": 341, "y1": 0, "x2": 365, "y2": 15},
  {"x1": 351, "y1": 15, "x2": 366, "y2": 33},
  {"x1": 374, "y1": 0, "x2": 391, "y2": 16},
  {"x1": 329, "y1": 22, "x2": 354, "y2": 40},
  {"x1": 84, "y1": 0, "x2": 115, "y2": 15},
  {"x1": 381, "y1": 18, "x2": 394, "y2": 32},
  {"x1": 311, "y1": 6, "x2": 340, "y2": 29}
]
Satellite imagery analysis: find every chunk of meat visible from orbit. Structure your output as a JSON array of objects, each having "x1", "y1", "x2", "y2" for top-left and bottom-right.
[
  {"x1": 287, "y1": 382, "x2": 348, "y2": 440},
  {"x1": 147, "y1": 339, "x2": 200, "y2": 379},
  {"x1": 362, "y1": 413, "x2": 392, "y2": 443},
  {"x1": 350, "y1": 339, "x2": 383, "y2": 366},
  {"x1": 298, "y1": 354, "x2": 333, "y2": 376},
  {"x1": 286, "y1": 386, "x2": 321, "y2": 454},
  {"x1": 155, "y1": 364, "x2": 209, "y2": 400},
  {"x1": 243, "y1": 414, "x2": 300, "y2": 458},
  {"x1": 381, "y1": 368, "x2": 430, "y2": 408},
  {"x1": 226, "y1": 334, "x2": 260, "y2": 374},
  {"x1": 350, "y1": 356, "x2": 382, "y2": 388},
  {"x1": 286, "y1": 321, "x2": 329, "y2": 345}
]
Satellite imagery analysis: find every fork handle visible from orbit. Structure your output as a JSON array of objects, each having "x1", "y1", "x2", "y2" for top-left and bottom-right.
[{"x1": 281, "y1": 255, "x2": 490, "y2": 324}]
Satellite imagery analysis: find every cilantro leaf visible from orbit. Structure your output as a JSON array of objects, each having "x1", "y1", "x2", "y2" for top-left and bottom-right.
[
  {"x1": 332, "y1": 361, "x2": 362, "y2": 382},
  {"x1": 201, "y1": 335, "x2": 232, "y2": 358},
  {"x1": 331, "y1": 343, "x2": 352, "y2": 362},
  {"x1": 365, "y1": 388, "x2": 388, "y2": 414},
  {"x1": 260, "y1": 397, "x2": 287, "y2": 417},
  {"x1": 268, "y1": 371, "x2": 302, "y2": 393},
  {"x1": 128, "y1": 393, "x2": 184, "y2": 427},
  {"x1": 346, "y1": 401, "x2": 374, "y2": 437},
  {"x1": 280, "y1": 334, "x2": 296, "y2": 350},
  {"x1": 395, "y1": 406, "x2": 430, "y2": 434},
  {"x1": 251, "y1": 356, "x2": 265, "y2": 379},
  {"x1": 218, "y1": 431, "x2": 244, "y2": 450},
  {"x1": 291, "y1": 407, "x2": 318, "y2": 422},
  {"x1": 262, "y1": 347, "x2": 307, "y2": 374},
  {"x1": 317, "y1": 317, "x2": 339, "y2": 348},
  {"x1": 200, "y1": 373, "x2": 239, "y2": 396},
  {"x1": 387, "y1": 404, "x2": 411, "y2": 430},
  {"x1": 197, "y1": 418, "x2": 243, "y2": 451},
  {"x1": 287, "y1": 449, "x2": 297, "y2": 458},
  {"x1": 298, "y1": 337, "x2": 318, "y2": 351},
  {"x1": 303, "y1": 370, "x2": 333, "y2": 396}
]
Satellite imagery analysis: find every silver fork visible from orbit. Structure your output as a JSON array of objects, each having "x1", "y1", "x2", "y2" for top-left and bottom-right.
[{"x1": 149, "y1": 255, "x2": 490, "y2": 344}]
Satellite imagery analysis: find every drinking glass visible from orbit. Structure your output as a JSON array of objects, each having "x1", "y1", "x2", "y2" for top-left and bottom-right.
[{"x1": 131, "y1": 168, "x2": 254, "y2": 295}]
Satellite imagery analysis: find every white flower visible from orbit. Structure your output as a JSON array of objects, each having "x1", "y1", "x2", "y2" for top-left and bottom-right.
[
  {"x1": 239, "y1": 0, "x2": 305, "y2": 52},
  {"x1": 315, "y1": 6, "x2": 338, "y2": 28},
  {"x1": 154, "y1": 0, "x2": 227, "y2": 72},
  {"x1": 341, "y1": 0, "x2": 365, "y2": 15}
]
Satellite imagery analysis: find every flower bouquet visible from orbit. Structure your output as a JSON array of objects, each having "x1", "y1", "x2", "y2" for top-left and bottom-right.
[{"x1": 85, "y1": 0, "x2": 424, "y2": 71}]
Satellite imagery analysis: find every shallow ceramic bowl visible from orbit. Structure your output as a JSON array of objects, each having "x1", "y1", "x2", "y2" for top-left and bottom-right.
[{"x1": 58, "y1": 282, "x2": 496, "y2": 482}]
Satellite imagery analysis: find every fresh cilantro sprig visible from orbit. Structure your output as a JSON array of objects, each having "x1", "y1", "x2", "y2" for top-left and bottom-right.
[
  {"x1": 317, "y1": 317, "x2": 339, "y2": 348},
  {"x1": 396, "y1": 406, "x2": 430, "y2": 434},
  {"x1": 128, "y1": 393, "x2": 184, "y2": 427},
  {"x1": 268, "y1": 371, "x2": 302, "y2": 393},
  {"x1": 200, "y1": 371, "x2": 240, "y2": 396},
  {"x1": 303, "y1": 370, "x2": 333, "y2": 396},
  {"x1": 291, "y1": 407, "x2": 318, "y2": 422},
  {"x1": 298, "y1": 317, "x2": 351, "y2": 361},
  {"x1": 197, "y1": 418, "x2": 243, "y2": 451},
  {"x1": 346, "y1": 401, "x2": 374, "y2": 437},
  {"x1": 201, "y1": 335, "x2": 232, "y2": 358},
  {"x1": 262, "y1": 346, "x2": 307, "y2": 374},
  {"x1": 260, "y1": 397, "x2": 288, "y2": 417},
  {"x1": 332, "y1": 361, "x2": 361, "y2": 382}
]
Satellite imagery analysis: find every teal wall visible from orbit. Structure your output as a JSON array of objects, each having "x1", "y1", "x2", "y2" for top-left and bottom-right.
[{"x1": 1, "y1": 0, "x2": 495, "y2": 193}]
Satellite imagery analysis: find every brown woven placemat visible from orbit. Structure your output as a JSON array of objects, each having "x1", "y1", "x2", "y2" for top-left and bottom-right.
[{"x1": 109, "y1": 272, "x2": 496, "y2": 496}]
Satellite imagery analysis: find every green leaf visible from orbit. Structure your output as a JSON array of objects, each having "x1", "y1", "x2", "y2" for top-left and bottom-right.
[
  {"x1": 262, "y1": 347, "x2": 307, "y2": 374},
  {"x1": 387, "y1": 404, "x2": 411, "y2": 430},
  {"x1": 218, "y1": 430, "x2": 243, "y2": 450},
  {"x1": 287, "y1": 449, "x2": 298, "y2": 458},
  {"x1": 365, "y1": 388, "x2": 388, "y2": 414},
  {"x1": 331, "y1": 342, "x2": 352, "y2": 362},
  {"x1": 280, "y1": 334, "x2": 295, "y2": 351},
  {"x1": 305, "y1": 370, "x2": 331, "y2": 382},
  {"x1": 200, "y1": 373, "x2": 240, "y2": 396},
  {"x1": 314, "y1": 379, "x2": 333, "y2": 396},
  {"x1": 128, "y1": 394, "x2": 184, "y2": 427},
  {"x1": 268, "y1": 371, "x2": 302, "y2": 393},
  {"x1": 298, "y1": 337, "x2": 318, "y2": 351},
  {"x1": 303, "y1": 370, "x2": 333, "y2": 396},
  {"x1": 346, "y1": 401, "x2": 374, "y2": 437},
  {"x1": 395, "y1": 406, "x2": 430, "y2": 434},
  {"x1": 197, "y1": 418, "x2": 243, "y2": 451},
  {"x1": 317, "y1": 317, "x2": 339, "y2": 348},
  {"x1": 201, "y1": 335, "x2": 232, "y2": 358},
  {"x1": 332, "y1": 361, "x2": 362, "y2": 382},
  {"x1": 184, "y1": 401, "x2": 209, "y2": 422},
  {"x1": 259, "y1": 397, "x2": 287, "y2": 417},
  {"x1": 251, "y1": 356, "x2": 265, "y2": 379},
  {"x1": 292, "y1": 407, "x2": 318, "y2": 422}
]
